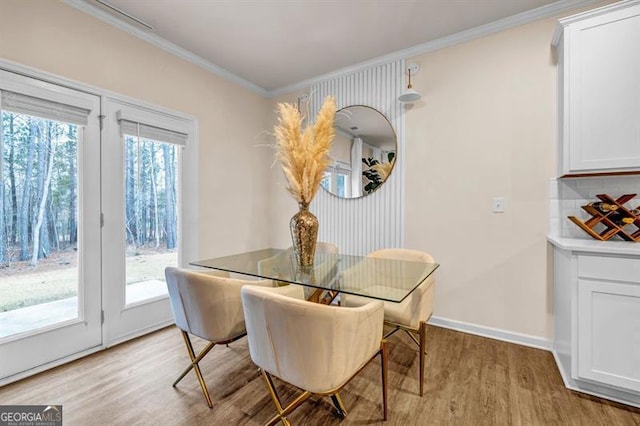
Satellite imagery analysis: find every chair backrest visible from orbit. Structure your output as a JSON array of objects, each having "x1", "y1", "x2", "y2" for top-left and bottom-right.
[
  {"x1": 368, "y1": 248, "x2": 434, "y2": 264},
  {"x1": 165, "y1": 267, "x2": 273, "y2": 343},
  {"x1": 368, "y1": 248, "x2": 436, "y2": 326},
  {"x1": 257, "y1": 250, "x2": 291, "y2": 284},
  {"x1": 316, "y1": 241, "x2": 339, "y2": 254},
  {"x1": 241, "y1": 285, "x2": 384, "y2": 394}
]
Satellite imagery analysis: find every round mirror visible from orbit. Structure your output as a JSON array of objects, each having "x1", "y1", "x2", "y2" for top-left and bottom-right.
[{"x1": 321, "y1": 105, "x2": 397, "y2": 199}]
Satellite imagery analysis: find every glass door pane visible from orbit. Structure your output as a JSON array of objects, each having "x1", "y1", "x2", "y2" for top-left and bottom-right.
[
  {"x1": 123, "y1": 135, "x2": 178, "y2": 305},
  {"x1": 101, "y1": 99, "x2": 191, "y2": 346},
  {"x1": 0, "y1": 70, "x2": 102, "y2": 383},
  {"x1": 0, "y1": 112, "x2": 80, "y2": 338}
]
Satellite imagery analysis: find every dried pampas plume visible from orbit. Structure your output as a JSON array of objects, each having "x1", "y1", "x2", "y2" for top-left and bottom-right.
[
  {"x1": 371, "y1": 160, "x2": 394, "y2": 181},
  {"x1": 274, "y1": 96, "x2": 336, "y2": 205}
]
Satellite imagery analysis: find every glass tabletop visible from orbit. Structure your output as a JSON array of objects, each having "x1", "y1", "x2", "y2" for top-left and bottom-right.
[{"x1": 190, "y1": 248, "x2": 439, "y2": 303}]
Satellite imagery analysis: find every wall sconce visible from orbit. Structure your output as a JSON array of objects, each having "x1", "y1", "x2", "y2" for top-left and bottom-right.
[
  {"x1": 297, "y1": 93, "x2": 309, "y2": 112},
  {"x1": 397, "y1": 63, "x2": 422, "y2": 103}
]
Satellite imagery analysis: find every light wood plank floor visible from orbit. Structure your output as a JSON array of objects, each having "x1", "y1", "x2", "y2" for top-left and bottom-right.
[{"x1": 1, "y1": 325, "x2": 639, "y2": 425}]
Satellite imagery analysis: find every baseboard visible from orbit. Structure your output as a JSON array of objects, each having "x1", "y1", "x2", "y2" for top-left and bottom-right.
[{"x1": 428, "y1": 316, "x2": 552, "y2": 351}]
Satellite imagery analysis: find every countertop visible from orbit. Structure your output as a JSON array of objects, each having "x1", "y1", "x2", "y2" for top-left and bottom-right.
[{"x1": 548, "y1": 235, "x2": 640, "y2": 256}]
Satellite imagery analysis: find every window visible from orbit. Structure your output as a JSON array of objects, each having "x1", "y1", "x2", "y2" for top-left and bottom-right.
[{"x1": 117, "y1": 113, "x2": 187, "y2": 305}]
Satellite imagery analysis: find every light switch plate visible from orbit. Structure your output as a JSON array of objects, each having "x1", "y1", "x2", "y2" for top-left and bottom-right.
[{"x1": 493, "y1": 197, "x2": 505, "y2": 213}]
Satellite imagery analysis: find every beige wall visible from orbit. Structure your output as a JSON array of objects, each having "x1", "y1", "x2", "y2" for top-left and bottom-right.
[
  {"x1": 265, "y1": 16, "x2": 564, "y2": 339},
  {"x1": 267, "y1": 92, "x2": 306, "y2": 248},
  {"x1": 402, "y1": 1, "x2": 611, "y2": 339},
  {"x1": 0, "y1": 0, "x2": 272, "y2": 258},
  {"x1": 405, "y1": 18, "x2": 560, "y2": 338},
  {"x1": 267, "y1": 17, "x2": 563, "y2": 339},
  {"x1": 1, "y1": 0, "x2": 614, "y2": 340}
]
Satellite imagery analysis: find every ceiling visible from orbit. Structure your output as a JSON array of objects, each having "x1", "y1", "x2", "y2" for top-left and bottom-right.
[
  {"x1": 77, "y1": 0, "x2": 574, "y2": 94},
  {"x1": 335, "y1": 106, "x2": 396, "y2": 150}
]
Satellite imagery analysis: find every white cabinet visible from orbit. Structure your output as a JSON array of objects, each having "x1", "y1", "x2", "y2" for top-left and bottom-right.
[
  {"x1": 576, "y1": 255, "x2": 640, "y2": 392},
  {"x1": 552, "y1": 243, "x2": 640, "y2": 407},
  {"x1": 555, "y1": 1, "x2": 640, "y2": 175}
]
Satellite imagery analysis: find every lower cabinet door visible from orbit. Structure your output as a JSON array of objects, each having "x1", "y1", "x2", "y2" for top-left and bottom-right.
[{"x1": 577, "y1": 278, "x2": 640, "y2": 393}]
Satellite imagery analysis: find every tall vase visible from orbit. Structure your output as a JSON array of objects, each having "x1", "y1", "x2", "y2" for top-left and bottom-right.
[{"x1": 290, "y1": 202, "x2": 318, "y2": 268}]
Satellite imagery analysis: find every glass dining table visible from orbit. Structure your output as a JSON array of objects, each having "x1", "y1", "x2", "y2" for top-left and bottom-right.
[
  {"x1": 191, "y1": 248, "x2": 439, "y2": 418},
  {"x1": 191, "y1": 248, "x2": 439, "y2": 304}
]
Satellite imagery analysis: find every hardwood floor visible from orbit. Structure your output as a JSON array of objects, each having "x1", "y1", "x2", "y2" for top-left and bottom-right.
[{"x1": 1, "y1": 325, "x2": 639, "y2": 425}]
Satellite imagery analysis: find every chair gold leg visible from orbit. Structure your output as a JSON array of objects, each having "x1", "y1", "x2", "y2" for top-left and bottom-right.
[
  {"x1": 261, "y1": 369, "x2": 314, "y2": 426},
  {"x1": 173, "y1": 339, "x2": 216, "y2": 386},
  {"x1": 330, "y1": 393, "x2": 348, "y2": 418},
  {"x1": 419, "y1": 321, "x2": 427, "y2": 397},
  {"x1": 175, "y1": 331, "x2": 215, "y2": 408},
  {"x1": 381, "y1": 339, "x2": 388, "y2": 421},
  {"x1": 265, "y1": 390, "x2": 312, "y2": 426},
  {"x1": 261, "y1": 369, "x2": 290, "y2": 426},
  {"x1": 403, "y1": 328, "x2": 421, "y2": 348},
  {"x1": 261, "y1": 369, "x2": 286, "y2": 414},
  {"x1": 383, "y1": 326, "x2": 400, "y2": 340}
]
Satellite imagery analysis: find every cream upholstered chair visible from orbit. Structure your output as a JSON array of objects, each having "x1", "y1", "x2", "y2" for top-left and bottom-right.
[
  {"x1": 341, "y1": 248, "x2": 436, "y2": 396},
  {"x1": 164, "y1": 267, "x2": 273, "y2": 408},
  {"x1": 241, "y1": 284, "x2": 388, "y2": 425},
  {"x1": 315, "y1": 241, "x2": 339, "y2": 254}
]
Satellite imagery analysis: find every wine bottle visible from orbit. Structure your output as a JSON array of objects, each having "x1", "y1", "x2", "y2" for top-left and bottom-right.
[
  {"x1": 608, "y1": 212, "x2": 635, "y2": 226},
  {"x1": 630, "y1": 208, "x2": 640, "y2": 217},
  {"x1": 588, "y1": 202, "x2": 618, "y2": 213}
]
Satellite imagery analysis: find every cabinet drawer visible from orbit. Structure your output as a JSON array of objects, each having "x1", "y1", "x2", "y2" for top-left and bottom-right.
[{"x1": 577, "y1": 255, "x2": 640, "y2": 283}]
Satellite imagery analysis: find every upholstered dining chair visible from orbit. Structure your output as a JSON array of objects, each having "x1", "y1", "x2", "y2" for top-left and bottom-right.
[
  {"x1": 241, "y1": 284, "x2": 388, "y2": 425},
  {"x1": 315, "y1": 241, "x2": 339, "y2": 254},
  {"x1": 164, "y1": 267, "x2": 273, "y2": 408},
  {"x1": 341, "y1": 248, "x2": 436, "y2": 397}
]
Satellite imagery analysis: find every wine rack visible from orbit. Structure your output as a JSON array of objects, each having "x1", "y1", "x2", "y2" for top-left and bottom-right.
[{"x1": 568, "y1": 193, "x2": 640, "y2": 242}]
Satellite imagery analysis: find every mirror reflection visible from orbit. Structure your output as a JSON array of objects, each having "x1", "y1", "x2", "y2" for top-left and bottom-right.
[{"x1": 321, "y1": 105, "x2": 396, "y2": 199}]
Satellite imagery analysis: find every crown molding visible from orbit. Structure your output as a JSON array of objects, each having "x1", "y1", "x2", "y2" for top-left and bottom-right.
[
  {"x1": 63, "y1": 0, "x2": 269, "y2": 97},
  {"x1": 64, "y1": 0, "x2": 602, "y2": 100},
  {"x1": 267, "y1": 0, "x2": 602, "y2": 98},
  {"x1": 552, "y1": 0, "x2": 639, "y2": 46}
]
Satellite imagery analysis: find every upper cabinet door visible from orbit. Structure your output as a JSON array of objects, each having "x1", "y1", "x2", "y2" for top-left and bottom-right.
[{"x1": 559, "y1": 1, "x2": 640, "y2": 175}]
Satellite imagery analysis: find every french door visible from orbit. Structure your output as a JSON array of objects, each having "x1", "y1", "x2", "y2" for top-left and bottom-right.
[
  {"x1": 0, "y1": 69, "x2": 196, "y2": 382},
  {"x1": 101, "y1": 98, "x2": 192, "y2": 345},
  {"x1": 0, "y1": 70, "x2": 102, "y2": 382}
]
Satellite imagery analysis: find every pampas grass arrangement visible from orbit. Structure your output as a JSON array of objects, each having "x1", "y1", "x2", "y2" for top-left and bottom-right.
[
  {"x1": 274, "y1": 96, "x2": 336, "y2": 205},
  {"x1": 372, "y1": 160, "x2": 394, "y2": 180}
]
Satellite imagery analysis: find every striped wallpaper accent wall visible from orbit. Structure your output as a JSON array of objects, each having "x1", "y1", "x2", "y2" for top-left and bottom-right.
[{"x1": 310, "y1": 60, "x2": 406, "y2": 255}]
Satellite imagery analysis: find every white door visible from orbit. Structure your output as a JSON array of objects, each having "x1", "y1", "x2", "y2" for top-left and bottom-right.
[
  {"x1": 0, "y1": 71, "x2": 102, "y2": 383},
  {"x1": 577, "y1": 278, "x2": 640, "y2": 392},
  {"x1": 101, "y1": 98, "x2": 194, "y2": 345}
]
